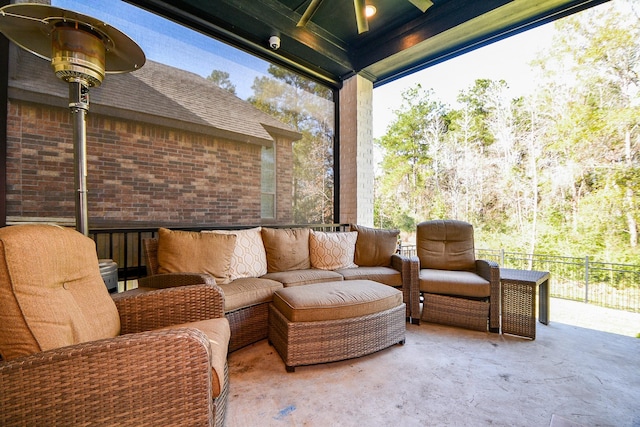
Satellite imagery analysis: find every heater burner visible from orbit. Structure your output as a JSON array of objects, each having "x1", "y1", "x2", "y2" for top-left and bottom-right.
[{"x1": 51, "y1": 23, "x2": 107, "y2": 87}]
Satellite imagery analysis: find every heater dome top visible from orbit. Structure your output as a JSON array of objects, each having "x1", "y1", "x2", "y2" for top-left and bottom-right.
[{"x1": 0, "y1": 3, "x2": 145, "y2": 74}]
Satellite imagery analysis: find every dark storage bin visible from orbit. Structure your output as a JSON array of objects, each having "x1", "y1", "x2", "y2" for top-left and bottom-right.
[{"x1": 99, "y1": 259, "x2": 118, "y2": 293}]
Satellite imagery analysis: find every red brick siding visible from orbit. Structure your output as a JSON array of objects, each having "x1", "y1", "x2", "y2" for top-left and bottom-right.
[{"x1": 7, "y1": 100, "x2": 293, "y2": 226}]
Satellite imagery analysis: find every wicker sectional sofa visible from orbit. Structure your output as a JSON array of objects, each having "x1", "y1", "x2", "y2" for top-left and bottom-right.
[{"x1": 142, "y1": 225, "x2": 419, "y2": 352}]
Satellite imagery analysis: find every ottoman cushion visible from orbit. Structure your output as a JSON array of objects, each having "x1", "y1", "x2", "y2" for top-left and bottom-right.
[{"x1": 272, "y1": 280, "x2": 403, "y2": 323}]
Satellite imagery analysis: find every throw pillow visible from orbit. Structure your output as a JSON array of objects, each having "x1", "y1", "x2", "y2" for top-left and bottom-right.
[
  {"x1": 261, "y1": 227, "x2": 311, "y2": 272},
  {"x1": 203, "y1": 227, "x2": 267, "y2": 280},
  {"x1": 157, "y1": 228, "x2": 236, "y2": 284},
  {"x1": 309, "y1": 230, "x2": 358, "y2": 270},
  {"x1": 350, "y1": 224, "x2": 399, "y2": 267}
]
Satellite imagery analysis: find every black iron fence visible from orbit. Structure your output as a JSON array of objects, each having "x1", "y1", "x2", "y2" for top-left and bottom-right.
[{"x1": 399, "y1": 245, "x2": 640, "y2": 313}]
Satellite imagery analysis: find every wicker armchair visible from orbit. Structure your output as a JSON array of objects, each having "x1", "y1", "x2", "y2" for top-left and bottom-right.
[
  {"x1": 0, "y1": 224, "x2": 230, "y2": 426},
  {"x1": 415, "y1": 220, "x2": 500, "y2": 332}
]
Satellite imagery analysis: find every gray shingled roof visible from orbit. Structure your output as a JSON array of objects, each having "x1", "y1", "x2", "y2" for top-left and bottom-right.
[{"x1": 7, "y1": 48, "x2": 301, "y2": 145}]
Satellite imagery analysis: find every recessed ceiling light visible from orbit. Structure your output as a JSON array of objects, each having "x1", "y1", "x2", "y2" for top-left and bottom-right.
[{"x1": 365, "y1": 5, "x2": 377, "y2": 18}]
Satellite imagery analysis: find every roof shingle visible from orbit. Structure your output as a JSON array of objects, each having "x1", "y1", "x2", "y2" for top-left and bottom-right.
[{"x1": 8, "y1": 48, "x2": 301, "y2": 145}]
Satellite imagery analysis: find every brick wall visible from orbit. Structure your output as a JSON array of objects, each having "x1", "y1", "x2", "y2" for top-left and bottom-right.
[{"x1": 6, "y1": 100, "x2": 293, "y2": 226}]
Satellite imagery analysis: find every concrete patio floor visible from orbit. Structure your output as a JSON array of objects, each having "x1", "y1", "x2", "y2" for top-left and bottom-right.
[{"x1": 226, "y1": 298, "x2": 640, "y2": 427}]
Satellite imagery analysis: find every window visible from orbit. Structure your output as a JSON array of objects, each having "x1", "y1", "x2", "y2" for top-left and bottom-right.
[{"x1": 261, "y1": 144, "x2": 276, "y2": 219}]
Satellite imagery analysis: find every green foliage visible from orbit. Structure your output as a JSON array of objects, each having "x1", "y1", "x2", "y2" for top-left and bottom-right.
[
  {"x1": 248, "y1": 65, "x2": 334, "y2": 224},
  {"x1": 206, "y1": 70, "x2": 237, "y2": 95},
  {"x1": 375, "y1": 85, "x2": 448, "y2": 226},
  {"x1": 374, "y1": 195, "x2": 416, "y2": 232},
  {"x1": 375, "y1": 0, "x2": 640, "y2": 267}
]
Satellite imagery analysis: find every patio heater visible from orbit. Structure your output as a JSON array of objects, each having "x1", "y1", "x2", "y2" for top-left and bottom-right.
[{"x1": 0, "y1": 3, "x2": 145, "y2": 235}]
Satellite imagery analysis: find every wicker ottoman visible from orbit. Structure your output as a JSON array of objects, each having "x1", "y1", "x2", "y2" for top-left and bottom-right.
[{"x1": 268, "y1": 280, "x2": 406, "y2": 372}]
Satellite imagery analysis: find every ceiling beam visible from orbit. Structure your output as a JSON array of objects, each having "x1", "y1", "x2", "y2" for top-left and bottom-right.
[{"x1": 213, "y1": 0, "x2": 355, "y2": 72}]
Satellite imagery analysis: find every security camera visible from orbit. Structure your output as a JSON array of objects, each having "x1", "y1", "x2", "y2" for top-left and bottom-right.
[{"x1": 269, "y1": 35, "x2": 280, "y2": 50}]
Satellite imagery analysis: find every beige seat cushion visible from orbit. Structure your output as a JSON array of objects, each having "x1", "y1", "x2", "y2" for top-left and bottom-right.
[
  {"x1": 337, "y1": 266, "x2": 403, "y2": 288},
  {"x1": 350, "y1": 224, "x2": 399, "y2": 267},
  {"x1": 159, "y1": 317, "x2": 230, "y2": 398},
  {"x1": 0, "y1": 224, "x2": 120, "y2": 361},
  {"x1": 261, "y1": 227, "x2": 311, "y2": 272},
  {"x1": 157, "y1": 228, "x2": 236, "y2": 284},
  {"x1": 272, "y1": 280, "x2": 403, "y2": 322},
  {"x1": 417, "y1": 220, "x2": 476, "y2": 271},
  {"x1": 219, "y1": 277, "x2": 283, "y2": 312},
  {"x1": 419, "y1": 269, "x2": 490, "y2": 298},
  {"x1": 262, "y1": 269, "x2": 343, "y2": 287}
]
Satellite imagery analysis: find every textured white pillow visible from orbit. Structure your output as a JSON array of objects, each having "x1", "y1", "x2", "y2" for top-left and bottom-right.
[
  {"x1": 309, "y1": 231, "x2": 358, "y2": 270},
  {"x1": 204, "y1": 227, "x2": 267, "y2": 279}
]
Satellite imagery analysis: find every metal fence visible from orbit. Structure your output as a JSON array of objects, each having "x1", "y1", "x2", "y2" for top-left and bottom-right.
[{"x1": 399, "y1": 245, "x2": 640, "y2": 314}]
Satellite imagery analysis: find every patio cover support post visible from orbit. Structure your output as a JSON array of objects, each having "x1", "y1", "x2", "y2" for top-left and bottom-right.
[{"x1": 339, "y1": 74, "x2": 374, "y2": 226}]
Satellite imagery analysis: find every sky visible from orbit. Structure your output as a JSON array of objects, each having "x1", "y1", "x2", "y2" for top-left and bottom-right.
[
  {"x1": 372, "y1": 23, "x2": 556, "y2": 138},
  {"x1": 53, "y1": 0, "x2": 269, "y2": 100}
]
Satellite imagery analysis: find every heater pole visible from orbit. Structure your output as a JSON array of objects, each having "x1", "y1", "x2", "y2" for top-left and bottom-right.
[
  {"x1": 0, "y1": 4, "x2": 145, "y2": 236},
  {"x1": 69, "y1": 79, "x2": 90, "y2": 236}
]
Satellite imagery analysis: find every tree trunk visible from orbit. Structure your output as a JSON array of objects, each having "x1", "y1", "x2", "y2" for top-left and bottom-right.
[{"x1": 625, "y1": 128, "x2": 637, "y2": 247}]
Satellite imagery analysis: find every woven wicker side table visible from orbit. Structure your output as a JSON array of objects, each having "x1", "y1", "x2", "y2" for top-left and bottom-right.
[{"x1": 500, "y1": 268, "x2": 550, "y2": 340}]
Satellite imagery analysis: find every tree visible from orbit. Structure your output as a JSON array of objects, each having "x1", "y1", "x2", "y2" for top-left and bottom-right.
[
  {"x1": 249, "y1": 65, "x2": 334, "y2": 223},
  {"x1": 375, "y1": 85, "x2": 447, "y2": 231},
  {"x1": 450, "y1": 79, "x2": 512, "y2": 225},
  {"x1": 535, "y1": 0, "x2": 640, "y2": 256},
  {"x1": 207, "y1": 70, "x2": 237, "y2": 95}
]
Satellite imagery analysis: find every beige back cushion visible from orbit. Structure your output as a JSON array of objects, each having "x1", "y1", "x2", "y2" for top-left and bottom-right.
[
  {"x1": 203, "y1": 227, "x2": 267, "y2": 279},
  {"x1": 157, "y1": 228, "x2": 236, "y2": 284},
  {"x1": 0, "y1": 224, "x2": 120, "y2": 361},
  {"x1": 416, "y1": 220, "x2": 476, "y2": 271},
  {"x1": 261, "y1": 227, "x2": 310, "y2": 273},
  {"x1": 350, "y1": 224, "x2": 399, "y2": 267},
  {"x1": 309, "y1": 231, "x2": 358, "y2": 270}
]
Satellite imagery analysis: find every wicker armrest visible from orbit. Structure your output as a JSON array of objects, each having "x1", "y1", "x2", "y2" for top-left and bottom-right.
[
  {"x1": 137, "y1": 271, "x2": 217, "y2": 288},
  {"x1": 476, "y1": 259, "x2": 500, "y2": 295},
  {"x1": 391, "y1": 253, "x2": 419, "y2": 287},
  {"x1": 0, "y1": 328, "x2": 214, "y2": 426},
  {"x1": 476, "y1": 259, "x2": 501, "y2": 331},
  {"x1": 391, "y1": 253, "x2": 420, "y2": 322},
  {"x1": 113, "y1": 283, "x2": 226, "y2": 334},
  {"x1": 389, "y1": 253, "x2": 404, "y2": 274}
]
